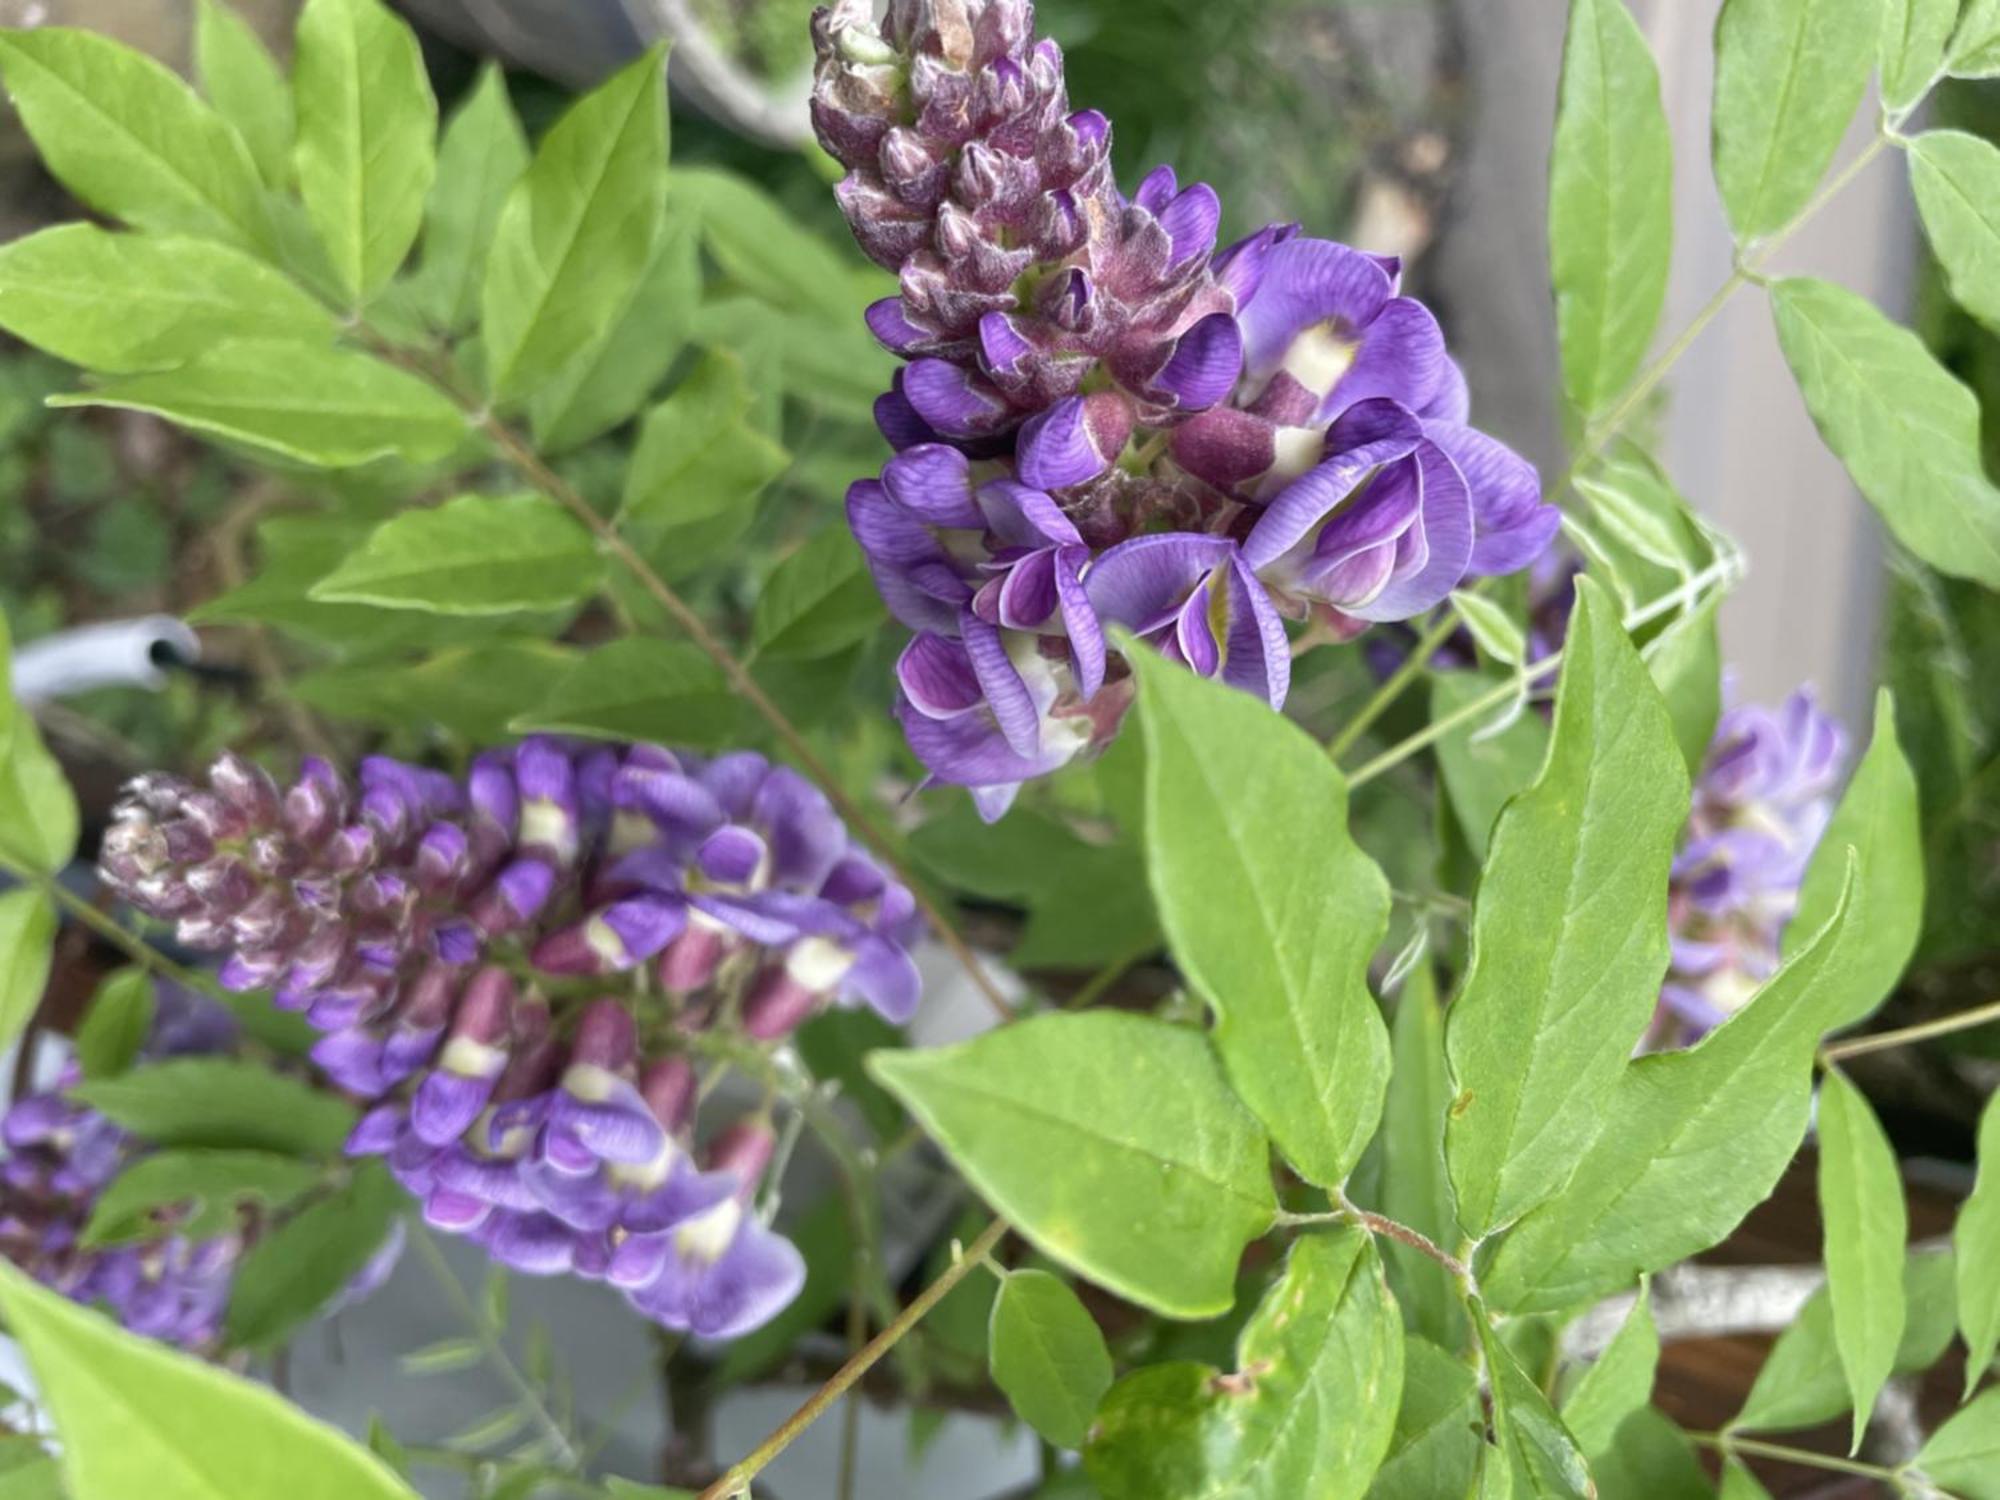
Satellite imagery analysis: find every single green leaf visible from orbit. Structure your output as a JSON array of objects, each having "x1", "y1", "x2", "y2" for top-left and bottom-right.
[
  {"x1": 620, "y1": 349, "x2": 790, "y2": 577},
  {"x1": 1912, "y1": 1386, "x2": 2000, "y2": 1499},
  {"x1": 1575, "y1": 471, "x2": 1697, "y2": 577},
  {"x1": 0, "y1": 1453, "x2": 60, "y2": 1499},
  {"x1": 398, "y1": 1338, "x2": 482, "y2": 1375},
  {"x1": 530, "y1": 213, "x2": 698, "y2": 455},
  {"x1": 1374, "y1": 964, "x2": 1466, "y2": 1352},
  {"x1": 1130, "y1": 641, "x2": 1391, "y2": 1190},
  {"x1": 1786, "y1": 689, "x2": 1922, "y2": 1031},
  {"x1": 1365, "y1": 1337, "x2": 1482, "y2": 1500},
  {"x1": 1549, "y1": 0, "x2": 1674, "y2": 415},
  {"x1": 411, "y1": 64, "x2": 528, "y2": 334},
  {"x1": 1451, "y1": 591, "x2": 1527, "y2": 667},
  {"x1": 73, "y1": 969, "x2": 154, "y2": 1081},
  {"x1": 1960, "y1": 1091, "x2": 2000, "y2": 1396},
  {"x1": 310, "y1": 493, "x2": 602, "y2": 615},
  {"x1": 1882, "y1": 0, "x2": 1960, "y2": 107},
  {"x1": 483, "y1": 47, "x2": 668, "y2": 402},
  {"x1": 1085, "y1": 1229, "x2": 1404, "y2": 1500},
  {"x1": 0, "y1": 888, "x2": 54, "y2": 1058},
  {"x1": 869, "y1": 1011, "x2": 1276, "y2": 1319},
  {"x1": 1432, "y1": 671, "x2": 1551, "y2": 863},
  {"x1": 1719, "y1": 1461, "x2": 1774, "y2": 1500},
  {"x1": 1587, "y1": 1408, "x2": 1712, "y2": 1500},
  {"x1": 0, "y1": 225, "x2": 333, "y2": 374},
  {"x1": 1732, "y1": 1247, "x2": 1955, "y2": 1431},
  {"x1": 292, "y1": 0, "x2": 437, "y2": 303},
  {"x1": 677, "y1": 166, "x2": 862, "y2": 318},
  {"x1": 71, "y1": 1058, "x2": 355, "y2": 1157},
  {"x1": 225, "y1": 1163, "x2": 400, "y2": 1349},
  {"x1": 81, "y1": 1149, "x2": 321, "y2": 1247},
  {"x1": 0, "y1": 616, "x2": 79, "y2": 874},
  {"x1": 752, "y1": 530, "x2": 885, "y2": 662},
  {"x1": 1481, "y1": 865, "x2": 1860, "y2": 1313},
  {"x1": 1642, "y1": 590, "x2": 1724, "y2": 776},
  {"x1": 291, "y1": 641, "x2": 577, "y2": 744},
  {"x1": 510, "y1": 639, "x2": 744, "y2": 750},
  {"x1": 1560, "y1": 1284, "x2": 1659, "y2": 1458},
  {"x1": 1772, "y1": 275, "x2": 2000, "y2": 590},
  {"x1": 53, "y1": 340, "x2": 466, "y2": 468},
  {"x1": 1910, "y1": 130, "x2": 2000, "y2": 335},
  {"x1": 1951, "y1": 0, "x2": 2000, "y2": 72},
  {"x1": 989, "y1": 1270, "x2": 1115, "y2": 1450},
  {"x1": 194, "y1": 0, "x2": 294, "y2": 188},
  {"x1": 0, "y1": 27, "x2": 271, "y2": 253},
  {"x1": 1816, "y1": 1068, "x2": 1907, "y2": 1450},
  {"x1": 1711, "y1": 0, "x2": 1878, "y2": 241},
  {"x1": 1478, "y1": 1313, "x2": 1594, "y2": 1500},
  {"x1": 1445, "y1": 577, "x2": 1689, "y2": 1236},
  {"x1": 0, "y1": 1257, "x2": 417, "y2": 1500}
]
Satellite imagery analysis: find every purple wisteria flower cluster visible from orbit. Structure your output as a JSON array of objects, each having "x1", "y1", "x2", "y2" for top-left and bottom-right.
[
  {"x1": 1656, "y1": 690, "x2": 1846, "y2": 1043},
  {"x1": 98, "y1": 740, "x2": 925, "y2": 1340},
  {"x1": 811, "y1": 0, "x2": 1560, "y2": 817},
  {"x1": 1, "y1": 987, "x2": 400, "y2": 1348}
]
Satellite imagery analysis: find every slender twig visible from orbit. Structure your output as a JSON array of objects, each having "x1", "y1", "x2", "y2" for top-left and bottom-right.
[
  {"x1": 1692, "y1": 1431, "x2": 1948, "y2": 1492},
  {"x1": 1276, "y1": 1203, "x2": 1471, "y2": 1282},
  {"x1": 1821, "y1": 997, "x2": 2000, "y2": 1064},
  {"x1": 1326, "y1": 608, "x2": 1462, "y2": 762},
  {"x1": 1061, "y1": 943, "x2": 1152, "y2": 1011},
  {"x1": 698, "y1": 1218, "x2": 1011, "y2": 1500},
  {"x1": 408, "y1": 1227, "x2": 581, "y2": 1472},
  {"x1": 210, "y1": 483, "x2": 336, "y2": 761}
]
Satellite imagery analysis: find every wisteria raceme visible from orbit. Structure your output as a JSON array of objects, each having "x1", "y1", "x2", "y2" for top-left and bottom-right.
[
  {"x1": 0, "y1": 986, "x2": 399, "y2": 1348},
  {"x1": 1654, "y1": 689, "x2": 1846, "y2": 1045},
  {"x1": 98, "y1": 741, "x2": 926, "y2": 1338},
  {"x1": 813, "y1": 0, "x2": 1560, "y2": 817}
]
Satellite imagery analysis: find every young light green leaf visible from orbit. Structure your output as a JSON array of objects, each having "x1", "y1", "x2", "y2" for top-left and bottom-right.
[
  {"x1": 194, "y1": 0, "x2": 294, "y2": 188},
  {"x1": 1451, "y1": 591, "x2": 1526, "y2": 667},
  {"x1": 1719, "y1": 1461, "x2": 1774, "y2": 1500},
  {"x1": 71, "y1": 1058, "x2": 355, "y2": 1157},
  {"x1": 398, "y1": 1338, "x2": 483, "y2": 1376},
  {"x1": 510, "y1": 639, "x2": 743, "y2": 750},
  {"x1": 1814, "y1": 1068, "x2": 1907, "y2": 1451},
  {"x1": 73, "y1": 969, "x2": 154, "y2": 1081},
  {"x1": 1882, "y1": 0, "x2": 1961, "y2": 108},
  {"x1": 1549, "y1": 0, "x2": 1673, "y2": 415},
  {"x1": 1130, "y1": 643, "x2": 1391, "y2": 1191},
  {"x1": 1772, "y1": 276, "x2": 2000, "y2": 589},
  {"x1": 676, "y1": 166, "x2": 863, "y2": 319},
  {"x1": 483, "y1": 47, "x2": 668, "y2": 402},
  {"x1": 752, "y1": 530, "x2": 884, "y2": 662},
  {"x1": 620, "y1": 349, "x2": 790, "y2": 577},
  {"x1": 1641, "y1": 590, "x2": 1723, "y2": 775},
  {"x1": 411, "y1": 65, "x2": 528, "y2": 334},
  {"x1": 1445, "y1": 577, "x2": 1688, "y2": 1236},
  {"x1": 1711, "y1": 0, "x2": 1878, "y2": 241},
  {"x1": 989, "y1": 1270, "x2": 1115, "y2": 1450},
  {"x1": 1911, "y1": 1385, "x2": 2000, "y2": 1499},
  {"x1": 1365, "y1": 1337, "x2": 1482, "y2": 1500},
  {"x1": 869, "y1": 1011, "x2": 1277, "y2": 1319},
  {"x1": 0, "y1": 586, "x2": 79, "y2": 880},
  {"x1": 0, "y1": 27, "x2": 271, "y2": 254},
  {"x1": 0, "y1": 888, "x2": 54, "y2": 1059},
  {"x1": 0, "y1": 1257, "x2": 418, "y2": 1500},
  {"x1": 1733, "y1": 1247, "x2": 1955, "y2": 1431},
  {"x1": 1432, "y1": 670, "x2": 1551, "y2": 863},
  {"x1": 1374, "y1": 964, "x2": 1465, "y2": 1351},
  {"x1": 1478, "y1": 1313, "x2": 1594, "y2": 1499},
  {"x1": 1786, "y1": 689, "x2": 1922, "y2": 1032},
  {"x1": 225, "y1": 1163, "x2": 401, "y2": 1349},
  {"x1": 1085, "y1": 1229, "x2": 1403, "y2": 1500},
  {"x1": 81, "y1": 1150, "x2": 322, "y2": 1248},
  {"x1": 1575, "y1": 472, "x2": 1693, "y2": 577},
  {"x1": 1909, "y1": 130, "x2": 2000, "y2": 334},
  {"x1": 1482, "y1": 864, "x2": 1859, "y2": 1313},
  {"x1": 1951, "y1": 0, "x2": 2000, "y2": 73},
  {"x1": 292, "y1": 0, "x2": 437, "y2": 304},
  {"x1": 310, "y1": 494, "x2": 602, "y2": 615},
  {"x1": 53, "y1": 340, "x2": 466, "y2": 468},
  {"x1": 1559, "y1": 1283, "x2": 1658, "y2": 1458},
  {"x1": 1587, "y1": 1409, "x2": 1711, "y2": 1500},
  {"x1": 1959, "y1": 1091, "x2": 2000, "y2": 1396},
  {"x1": 0, "y1": 225, "x2": 333, "y2": 373},
  {"x1": 530, "y1": 214, "x2": 698, "y2": 455}
]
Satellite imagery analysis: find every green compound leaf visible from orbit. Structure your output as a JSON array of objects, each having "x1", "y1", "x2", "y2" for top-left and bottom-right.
[{"x1": 870, "y1": 1011, "x2": 1276, "y2": 1319}]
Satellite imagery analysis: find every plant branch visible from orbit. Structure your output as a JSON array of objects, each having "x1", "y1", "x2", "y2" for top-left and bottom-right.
[
  {"x1": 1821, "y1": 997, "x2": 2000, "y2": 1064},
  {"x1": 1692, "y1": 1432, "x2": 1946, "y2": 1492},
  {"x1": 1277, "y1": 1203, "x2": 1470, "y2": 1282},
  {"x1": 698, "y1": 1218, "x2": 1011, "y2": 1500}
]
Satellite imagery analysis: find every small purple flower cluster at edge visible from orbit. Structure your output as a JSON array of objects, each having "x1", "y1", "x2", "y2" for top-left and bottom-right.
[
  {"x1": 98, "y1": 740, "x2": 926, "y2": 1341},
  {"x1": 1, "y1": 985, "x2": 401, "y2": 1349},
  {"x1": 811, "y1": 0, "x2": 1561, "y2": 818}
]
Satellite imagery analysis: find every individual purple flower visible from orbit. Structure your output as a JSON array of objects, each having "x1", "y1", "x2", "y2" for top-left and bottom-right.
[
  {"x1": 98, "y1": 741, "x2": 924, "y2": 1337},
  {"x1": 1653, "y1": 688, "x2": 1846, "y2": 1045}
]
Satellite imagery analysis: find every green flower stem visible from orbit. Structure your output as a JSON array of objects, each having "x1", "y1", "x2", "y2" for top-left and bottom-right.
[
  {"x1": 1820, "y1": 995, "x2": 2000, "y2": 1064},
  {"x1": 698, "y1": 1217, "x2": 1011, "y2": 1500},
  {"x1": 1690, "y1": 1431, "x2": 1941, "y2": 1492},
  {"x1": 1325, "y1": 607, "x2": 1463, "y2": 763}
]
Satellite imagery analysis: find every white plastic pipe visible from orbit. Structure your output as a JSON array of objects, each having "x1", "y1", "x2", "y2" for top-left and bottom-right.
[{"x1": 10, "y1": 616, "x2": 199, "y2": 703}]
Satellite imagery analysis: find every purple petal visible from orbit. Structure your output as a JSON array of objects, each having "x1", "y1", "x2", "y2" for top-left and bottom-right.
[
  {"x1": 1220, "y1": 555, "x2": 1292, "y2": 708},
  {"x1": 1325, "y1": 295, "x2": 1447, "y2": 420},
  {"x1": 1151, "y1": 312, "x2": 1242, "y2": 411},
  {"x1": 847, "y1": 480, "x2": 969, "y2": 635},
  {"x1": 865, "y1": 297, "x2": 933, "y2": 355},
  {"x1": 1158, "y1": 183, "x2": 1222, "y2": 266},
  {"x1": 1423, "y1": 421, "x2": 1555, "y2": 577},
  {"x1": 1053, "y1": 548, "x2": 1106, "y2": 699},
  {"x1": 960, "y1": 611, "x2": 1043, "y2": 759},
  {"x1": 698, "y1": 825, "x2": 767, "y2": 885},
  {"x1": 997, "y1": 549, "x2": 1061, "y2": 630},
  {"x1": 977, "y1": 479, "x2": 1081, "y2": 549},
  {"x1": 1017, "y1": 397, "x2": 1113, "y2": 490},
  {"x1": 898, "y1": 632, "x2": 985, "y2": 718},
  {"x1": 1237, "y1": 237, "x2": 1395, "y2": 376},
  {"x1": 881, "y1": 444, "x2": 983, "y2": 528},
  {"x1": 1084, "y1": 533, "x2": 1236, "y2": 632},
  {"x1": 1343, "y1": 440, "x2": 1474, "y2": 622},
  {"x1": 902, "y1": 359, "x2": 1013, "y2": 440},
  {"x1": 488, "y1": 1213, "x2": 577, "y2": 1277}
]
